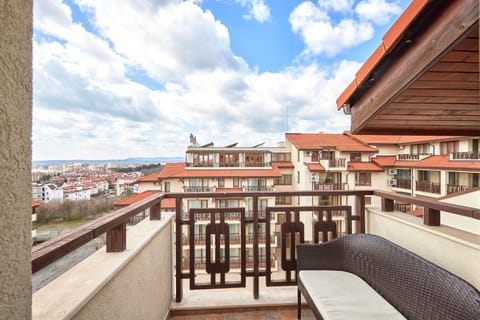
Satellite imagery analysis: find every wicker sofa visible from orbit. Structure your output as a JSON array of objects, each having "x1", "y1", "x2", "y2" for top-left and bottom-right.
[{"x1": 297, "y1": 234, "x2": 480, "y2": 320}]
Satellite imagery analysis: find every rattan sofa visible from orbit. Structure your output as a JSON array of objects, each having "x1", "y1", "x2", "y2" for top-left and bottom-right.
[{"x1": 297, "y1": 233, "x2": 480, "y2": 320}]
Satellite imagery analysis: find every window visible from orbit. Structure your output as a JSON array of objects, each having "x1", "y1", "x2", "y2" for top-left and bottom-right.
[
  {"x1": 411, "y1": 144, "x2": 430, "y2": 155},
  {"x1": 217, "y1": 178, "x2": 225, "y2": 188},
  {"x1": 275, "y1": 195, "x2": 292, "y2": 205},
  {"x1": 164, "y1": 182, "x2": 171, "y2": 192},
  {"x1": 440, "y1": 141, "x2": 459, "y2": 154},
  {"x1": 245, "y1": 153, "x2": 264, "y2": 167},
  {"x1": 193, "y1": 152, "x2": 214, "y2": 167},
  {"x1": 311, "y1": 151, "x2": 319, "y2": 162},
  {"x1": 448, "y1": 172, "x2": 459, "y2": 185},
  {"x1": 219, "y1": 153, "x2": 239, "y2": 167},
  {"x1": 273, "y1": 174, "x2": 292, "y2": 185},
  {"x1": 233, "y1": 177, "x2": 240, "y2": 187},
  {"x1": 297, "y1": 171, "x2": 300, "y2": 184},
  {"x1": 350, "y1": 152, "x2": 361, "y2": 162},
  {"x1": 355, "y1": 172, "x2": 371, "y2": 186}
]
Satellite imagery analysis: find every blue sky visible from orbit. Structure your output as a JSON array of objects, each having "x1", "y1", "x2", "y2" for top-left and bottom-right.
[{"x1": 33, "y1": 0, "x2": 410, "y2": 160}]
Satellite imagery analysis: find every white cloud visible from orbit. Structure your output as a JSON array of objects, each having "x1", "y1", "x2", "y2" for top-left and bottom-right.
[
  {"x1": 355, "y1": 0, "x2": 402, "y2": 25},
  {"x1": 318, "y1": 0, "x2": 354, "y2": 12},
  {"x1": 236, "y1": 0, "x2": 271, "y2": 23},
  {"x1": 290, "y1": 1, "x2": 373, "y2": 56},
  {"x1": 32, "y1": 0, "x2": 360, "y2": 159}
]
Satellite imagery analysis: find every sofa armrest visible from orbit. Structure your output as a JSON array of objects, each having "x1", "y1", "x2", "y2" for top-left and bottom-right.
[{"x1": 297, "y1": 238, "x2": 346, "y2": 271}]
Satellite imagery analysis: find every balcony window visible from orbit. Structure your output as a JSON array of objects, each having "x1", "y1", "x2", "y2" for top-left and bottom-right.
[
  {"x1": 193, "y1": 152, "x2": 214, "y2": 167},
  {"x1": 164, "y1": 182, "x2": 171, "y2": 192},
  {"x1": 275, "y1": 195, "x2": 292, "y2": 205},
  {"x1": 273, "y1": 174, "x2": 292, "y2": 185},
  {"x1": 245, "y1": 153, "x2": 264, "y2": 167},
  {"x1": 441, "y1": 141, "x2": 459, "y2": 154},
  {"x1": 218, "y1": 178, "x2": 225, "y2": 188},
  {"x1": 411, "y1": 143, "x2": 431, "y2": 155},
  {"x1": 233, "y1": 177, "x2": 240, "y2": 187},
  {"x1": 355, "y1": 172, "x2": 371, "y2": 186},
  {"x1": 219, "y1": 153, "x2": 239, "y2": 167},
  {"x1": 350, "y1": 152, "x2": 361, "y2": 162},
  {"x1": 311, "y1": 151, "x2": 319, "y2": 162}
]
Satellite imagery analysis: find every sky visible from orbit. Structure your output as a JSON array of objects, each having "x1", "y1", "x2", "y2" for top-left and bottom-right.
[{"x1": 33, "y1": 0, "x2": 410, "y2": 160}]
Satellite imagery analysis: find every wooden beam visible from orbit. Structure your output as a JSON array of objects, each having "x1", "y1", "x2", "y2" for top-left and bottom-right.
[{"x1": 351, "y1": 0, "x2": 479, "y2": 133}]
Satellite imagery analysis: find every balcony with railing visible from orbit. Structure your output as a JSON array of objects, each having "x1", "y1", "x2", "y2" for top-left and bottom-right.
[
  {"x1": 446, "y1": 184, "x2": 473, "y2": 195},
  {"x1": 451, "y1": 152, "x2": 480, "y2": 160},
  {"x1": 183, "y1": 186, "x2": 216, "y2": 192},
  {"x1": 312, "y1": 182, "x2": 346, "y2": 191},
  {"x1": 395, "y1": 178, "x2": 412, "y2": 189},
  {"x1": 415, "y1": 180, "x2": 441, "y2": 194},
  {"x1": 243, "y1": 185, "x2": 275, "y2": 192},
  {"x1": 31, "y1": 190, "x2": 480, "y2": 319}
]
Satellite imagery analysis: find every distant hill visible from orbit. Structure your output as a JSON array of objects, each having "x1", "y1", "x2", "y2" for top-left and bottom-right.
[{"x1": 32, "y1": 157, "x2": 184, "y2": 166}]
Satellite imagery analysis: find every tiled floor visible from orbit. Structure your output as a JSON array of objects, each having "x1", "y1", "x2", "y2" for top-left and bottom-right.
[{"x1": 169, "y1": 306, "x2": 315, "y2": 319}]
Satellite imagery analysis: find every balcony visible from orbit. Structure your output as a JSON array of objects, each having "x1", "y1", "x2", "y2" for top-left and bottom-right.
[
  {"x1": 451, "y1": 152, "x2": 480, "y2": 160},
  {"x1": 446, "y1": 184, "x2": 473, "y2": 195},
  {"x1": 395, "y1": 178, "x2": 412, "y2": 189},
  {"x1": 183, "y1": 186, "x2": 216, "y2": 192},
  {"x1": 243, "y1": 185, "x2": 275, "y2": 191},
  {"x1": 312, "y1": 182, "x2": 346, "y2": 191},
  {"x1": 186, "y1": 161, "x2": 272, "y2": 168},
  {"x1": 31, "y1": 190, "x2": 480, "y2": 319},
  {"x1": 327, "y1": 158, "x2": 346, "y2": 168},
  {"x1": 415, "y1": 180, "x2": 441, "y2": 194}
]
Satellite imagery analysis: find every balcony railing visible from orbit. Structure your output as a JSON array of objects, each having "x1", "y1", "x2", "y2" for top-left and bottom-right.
[
  {"x1": 328, "y1": 158, "x2": 346, "y2": 168},
  {"x1": 396, "y1": 179, "x2": 412, "y2": 189},
  {"x1": 186, "y1": 161, "x2": 272, "y2": 168},
  {"x1": 312, "y1": 183, "x2": 346, "y2": 191},
  {"x1": 397, "y1": 154, "x2": 420, "y2": 160},
  {"x1": 32, "y1": 189, "x2": 480, "y2": 314},
  {"x1": 244, "y1": 185, "x2": 275, "y2": 191},
  {"x1": 451, "y1": 152, "x2": 480, "y2": 160},
  {"x1": 415, "y1": 180, "x2": 441, "y2": 194},
  {"x1": 446, "y1": 184, "x2": 473, "y2": 194},
  {"x1": 183, "y1": 186, "x2": 216, "y2": 192}
]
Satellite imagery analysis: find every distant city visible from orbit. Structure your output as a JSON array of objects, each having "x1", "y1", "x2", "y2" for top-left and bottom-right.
[{"x1": 32, "y1": 157, "x2": 184, "y2": 167}]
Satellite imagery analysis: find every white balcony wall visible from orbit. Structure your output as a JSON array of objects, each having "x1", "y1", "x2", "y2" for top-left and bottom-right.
[
  {"x1": 33, "y1": 217, "x2": 173, "y2": 320},
  {"x1": 440, "y1": 190, "x2": 480, "y2": 235},
  {"x1": 366, "y1": 208, "x2": 480, "y2": 290}
]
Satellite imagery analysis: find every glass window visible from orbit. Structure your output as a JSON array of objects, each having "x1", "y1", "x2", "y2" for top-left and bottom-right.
[{"x1": 355, "y1": 172, "x2": 371, "y2": 186}]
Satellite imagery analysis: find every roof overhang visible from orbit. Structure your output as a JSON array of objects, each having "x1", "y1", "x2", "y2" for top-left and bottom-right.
[{"x1": 337, "y1": 0, "x2": 479, "y2": 136}]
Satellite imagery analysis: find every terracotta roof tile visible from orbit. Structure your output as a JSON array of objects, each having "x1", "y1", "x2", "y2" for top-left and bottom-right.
[
  {"x1": 272, "y1": 161, "x2": 295, "y2": 168},
  {"x1": 286, "y1": 133, "x2": 376, "y2": 152},
  {"x1": 348, "y1": 162, "x2": 384, "y2": 172},
  {"x1": 372, "y1": 156, "x2": 397, "y2": 167},
  {"x1": 32, "y1": 201, "x2": 41, "y2": 208},
  {"x1": 216, "y1": 188, "x2": 242, "y2": 192},
  {"x1": 160, "y1": 198, "x2": 176, "y2": 209},
  {"x1": 306, "y1": 163, "x2": 325, "y2": 172},
  {"x1": 136, "y1": 163, "x2": 185, "y2": 182},
  {"x1": 336, "y1": 0, "x2": 431, "y2": 109},
  {"x1": 114, "y1": 190, "x2": 159, "y2": 206}
]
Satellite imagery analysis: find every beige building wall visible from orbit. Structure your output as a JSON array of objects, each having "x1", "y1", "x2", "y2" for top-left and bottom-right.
[{"x1": 0, "y1": 1, "x2": 33, "y2": 319}]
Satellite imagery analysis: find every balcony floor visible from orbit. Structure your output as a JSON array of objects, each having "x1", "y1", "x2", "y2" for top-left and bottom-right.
[{"x1": 170, "y1": 305, "x2": 314, "y2": 319}]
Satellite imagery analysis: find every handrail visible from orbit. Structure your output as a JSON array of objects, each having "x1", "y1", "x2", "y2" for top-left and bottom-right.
[
  {"x1": 31, "y1": 192, "x2": 165, "y2": 273},
  {"x1": 373, "y1": 190, "x2": 480, "y2": 222}
]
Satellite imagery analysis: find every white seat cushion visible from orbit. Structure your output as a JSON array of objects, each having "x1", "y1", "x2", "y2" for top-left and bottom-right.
[{"x1": 299, "y1": 270, "x2": 406, "y2": 320}]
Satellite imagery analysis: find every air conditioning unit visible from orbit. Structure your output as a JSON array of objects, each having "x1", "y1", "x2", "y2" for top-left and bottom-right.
[
  {"x1": 305, "y1": 151, "x2": 311, "y2": 155},
  {"x1": 310, "y1": 175, "x2": 319, "y2": 183},
  {"x1": 388, "y1": 168, "x2": 397, "y2": 175},
  {"x1": 388, "y1": 179, "x2": 397, "y2": 186}
]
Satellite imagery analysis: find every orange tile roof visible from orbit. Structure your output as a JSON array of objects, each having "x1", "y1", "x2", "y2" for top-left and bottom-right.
[
  {"x1": 286, "y1": 133, "x2": 376, "y2": 152},
  {"x1": 114, "y1": 190, "x2": 159, "y2": 206},
  {"x1": 347, "y1": 162, "x2": 384, "y2": 172},
  {"x1": 216, "y1": 188, "x2": 242, "y2": 192},
  {"x1": 373, "y1": 155, "x2": 480, "y2": 171},
  {"x1": 336, "y1": 0, "x2": 430, "y2": 109},
  {"x1": 372, "y1": 156, "x2": 397, "y2": 167},
  {"x1": 272, "y1": 161, "x2": 295, "y2": 168},
  {"x1": 406, "y1": 207, "x2": 424, "y2": 217},
  {"x1": 306, "y1": 163, "x2": 325, "y2": 172},
  {"x1": 346, "y1": 131, "x2": 464, "y2": 145},
  {"x1": 32, "y1": 201, "x2": 41, "y2": 208},
  {"x1": 136, "y1": 163, "x2": 185, "y2": 182},
  {"x1": 160, "y1": 198, "x2": 176, "y2": 209},
  {"x1": 394, "y1": 155, "x2": 480, "y2": 171}
]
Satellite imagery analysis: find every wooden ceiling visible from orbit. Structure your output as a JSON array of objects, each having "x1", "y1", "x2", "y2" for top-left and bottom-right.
[{"x1": 346, "y1": 0, "x2": 479, "y2": 136}]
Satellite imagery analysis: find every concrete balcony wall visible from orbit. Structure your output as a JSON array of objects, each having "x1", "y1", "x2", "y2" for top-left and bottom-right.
[
  {"x1": 33, "y1": 217, "x2": 173, "y2": 320},
  {"x1": 440, "y1": 190, "x2": 480, "y2": 235},
  {"x1": 366, "y1": 208, "x2": 480, "y2": 290}
]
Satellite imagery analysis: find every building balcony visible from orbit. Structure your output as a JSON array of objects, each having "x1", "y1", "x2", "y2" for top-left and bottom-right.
[
  {"x1": 451, "y1": 152, "x2": 480, "y2": 160},
  {"x1": 415, "y1": 180, "x2": 441, "y2": 194},
  {"x1": 243, "y1": 185, "x2": 275, "y2": 192},
  {"x1": 312, "y1": 182, "x2": 346, "y2": 191},
  {"x1": 186, "y1": 161, "x2": 272, "y2": 168},
  {"x1": 395, "y1": 178, "x2": 412, "y2": 189},
  {"x1": 446, "y1": 184, "x2": 473, "y2": 195},
  {"x1": 31, "y1": 190, "x2": 480, "y2": 319},
  {"x1": 397, "y1": 154, "x2": 431, "y2": 161},
  {"x1": 183, "y1": 186, "x2": 216, "y2": 192}
]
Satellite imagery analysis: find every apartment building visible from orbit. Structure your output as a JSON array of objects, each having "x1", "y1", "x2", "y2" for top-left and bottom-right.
[{"x1": 32, "y1": 183, "x2": 64, "y2": 203}]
